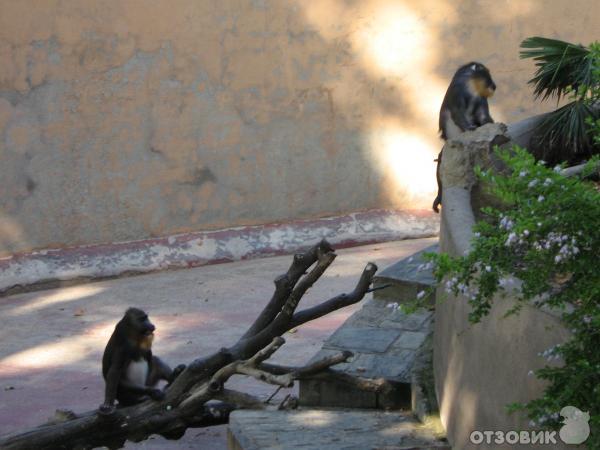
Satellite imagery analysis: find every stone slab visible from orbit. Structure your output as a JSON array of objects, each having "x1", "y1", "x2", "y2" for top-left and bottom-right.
[
  {"x1": 300, "y1": 306, "x2": 433, "y2": 408},
  {"x1": 393, "y1": 331, "x2": 428, "y2": 350},
  {"x1": 381, "y1": 309, "x2": 432, "y2": 331},
  {"x1": 323, "y1": 327, "x2": 402, "y2": 353},
  {"x1": 228, "y1": 409, "x2": 450, "y2": 450},
  {"x1": 373, "y1": 244, "x2": 438, "y2": 303},
  {"x1": 346, "y1": 351, "x2": 414, "y2": 380}
]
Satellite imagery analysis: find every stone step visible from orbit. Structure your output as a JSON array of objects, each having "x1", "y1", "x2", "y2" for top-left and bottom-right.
[
  {"x1": 228, "y1": 408, "x2": 449, "y2": 450},
  {"x1": 298, "y1": 301, "x2": 433, "y2": 410},
  {"x1": 372, "y1": 243, "x2": 438, "y2": 304},
  {"x1": 298, "y1": 244, "x2": 439, "y2": 414}
]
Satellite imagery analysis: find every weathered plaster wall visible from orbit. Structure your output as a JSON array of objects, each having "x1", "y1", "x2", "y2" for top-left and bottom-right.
[
  {"x1": 433, "y1": 122, "x2": 571, "y2": 449},
  {"x1": 0, "y1": 0, "x2": 597, "y2": 255}
]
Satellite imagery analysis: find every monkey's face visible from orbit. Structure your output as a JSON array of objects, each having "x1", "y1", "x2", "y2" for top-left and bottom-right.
[
  {"x1": 468, "y1": 63, "x2": 496, "y2": 98},
  {"x1": 124, "y1": 308, "x2": 155, "y2": 349}
]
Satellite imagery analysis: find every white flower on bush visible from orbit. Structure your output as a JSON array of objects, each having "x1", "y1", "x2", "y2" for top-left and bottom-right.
[
  {"x1": 505, "y1": 232, "x2": 518, "y2": 246},
  {"x1": 528, "y1": 179, "x2": 538, "y2": 188},
  {"x1": 537, "y1": 195, "x2": 545, "y2": 202},
  {"x1": 445, "y1": 277, "x2": 458, "y2": 293},
  {"x1": 499, "y1": 215, "x2": 514, "y2": 230},
  {"x1": 539, "y1": 345, "x2": 561, "y2": 361}
]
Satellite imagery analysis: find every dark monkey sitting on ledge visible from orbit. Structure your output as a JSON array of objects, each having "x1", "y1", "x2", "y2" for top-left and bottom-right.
[
  {"x1": 432, "y1": 62, "x2": 496, "y2": 212},
  {"x1": 99, "y1": 308, "x2": 185, "y2": 414}
]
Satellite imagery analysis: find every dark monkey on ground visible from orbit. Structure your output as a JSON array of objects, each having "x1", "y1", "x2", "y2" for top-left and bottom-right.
[
  {"x1": 432, "y1": 62, "x2": 496, "y2": 212},
  {"x1": 99, "y1": 308, "x2": 185, "y2": 414}
]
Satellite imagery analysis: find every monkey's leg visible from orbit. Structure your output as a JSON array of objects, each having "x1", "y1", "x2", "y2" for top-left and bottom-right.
[
  {"x1": 449, "y1": 100, "x2": 476, "y2": 132},
  {"x1": 147, "y1": 356, "x2": 171, "y2": 387},
  {"x1": 99, "y1": 365, "x2": 123, "y2": 414},
  {"x1": 432, "y1": 151, "x2": 443, "y2": 213},
  {"x1": 475, "y1": 99, "x2": 493, "y2": 126},
  {"x1": 119, "y1": 378, "x2": 162, "y2": 404},
  {"x1": 148, "y1": 356, "x2": 185, "y2": 385}
]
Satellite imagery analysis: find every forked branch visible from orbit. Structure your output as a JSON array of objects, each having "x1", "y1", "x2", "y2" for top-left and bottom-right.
[{"x1": 0, "y1": 240, "x2": 378, "y2": 450}]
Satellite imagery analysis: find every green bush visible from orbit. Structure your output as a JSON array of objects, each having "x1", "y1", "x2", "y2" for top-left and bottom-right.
[{"x1": 422, "y1": 147, "x2": 599, "y2": 448}]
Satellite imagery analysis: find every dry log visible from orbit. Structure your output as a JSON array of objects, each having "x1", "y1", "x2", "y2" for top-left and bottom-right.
[{"x1": 0, "y1": 240, "x2": 377, "y2": 450}]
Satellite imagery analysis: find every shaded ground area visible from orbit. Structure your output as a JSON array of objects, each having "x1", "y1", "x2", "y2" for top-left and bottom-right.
[{"x1": 0, "y1": 238, "x2": 436, "y2": 449}]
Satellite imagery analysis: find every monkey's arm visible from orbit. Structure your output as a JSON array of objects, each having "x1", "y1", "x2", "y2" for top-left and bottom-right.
[
  {"x1": 475, "y1": 98, "x2": 494, "y2": 126},
  {"x1": 100, "y1": 355, "x2": 125, "y2": 414},
  {"x1": 448, "y1": 94, "x2": 476, "y2": 131},
  {"x1": 147, "y1": 356, "x2": 186, "y2": 388}
]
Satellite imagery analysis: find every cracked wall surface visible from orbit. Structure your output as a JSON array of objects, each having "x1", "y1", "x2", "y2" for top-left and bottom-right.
[{"x1": 0, "y1": 0, "x2": 597, "y2": 255}]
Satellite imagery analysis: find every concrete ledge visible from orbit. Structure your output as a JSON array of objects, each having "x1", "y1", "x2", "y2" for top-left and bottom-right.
[
  {"x1": 433, "y1": 122, "x2": 571, "y2": 449},
  {"x1": 227, "y1": 409, "x2": 450, "y2": 450},
  {"x1": 0, "y1": 208, "x2": 438, "y2": 295}
]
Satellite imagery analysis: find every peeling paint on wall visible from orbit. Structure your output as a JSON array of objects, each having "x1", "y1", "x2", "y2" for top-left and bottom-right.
[{"x1": 0, "y1": 209, "x2": 438, "y2": 294}]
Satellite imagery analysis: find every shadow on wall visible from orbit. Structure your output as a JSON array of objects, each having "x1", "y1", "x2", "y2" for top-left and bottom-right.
[{"x1": 0, "y1": 0, "x2": 597, "y2": 254}]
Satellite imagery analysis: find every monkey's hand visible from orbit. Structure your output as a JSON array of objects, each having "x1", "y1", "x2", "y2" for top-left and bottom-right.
[
  {"x1": 98, "y1": 403, "x2": 117, "y2": 416},
  {"x1": 172, "y1": 364, "x2": 186, "y2": 379},
  {"x1": 149, "y1": 388, "x2": 166, "y2": 401},
  {"x1": 166, "y1": 364, "x2": 186, "y2": 387},
  {"x1": 465, "y1": 124, "x2": 477, "y2": 131}
]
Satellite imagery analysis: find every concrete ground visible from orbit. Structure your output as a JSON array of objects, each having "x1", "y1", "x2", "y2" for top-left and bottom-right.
[{"x1": 0, "y1": 238, "x2": 436, "y2": 449}]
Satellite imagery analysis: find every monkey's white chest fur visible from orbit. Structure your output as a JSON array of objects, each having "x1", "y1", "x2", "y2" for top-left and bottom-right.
[{"x1": 126, "y1": 359, "x2": 149, "y2": 385}]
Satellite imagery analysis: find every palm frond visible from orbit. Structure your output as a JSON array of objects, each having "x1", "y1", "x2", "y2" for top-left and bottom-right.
[
  {"x1": 531, "y1": 100, "x2": 599, "y2": 164},
  {"x1": 520, "y1": 37, "x2": 592, "y2": 101}
]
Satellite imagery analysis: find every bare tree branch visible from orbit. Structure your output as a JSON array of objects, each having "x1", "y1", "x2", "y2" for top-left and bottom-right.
[
  {"x1": 0, "y1": 240, "x2": 376, "y2": 450},
  {"x1": 242, "y1": 239, "x2": 334, "y2": 338},
  {"x1": 289, "y1": 262, "x2": 378, "y2": 328}
]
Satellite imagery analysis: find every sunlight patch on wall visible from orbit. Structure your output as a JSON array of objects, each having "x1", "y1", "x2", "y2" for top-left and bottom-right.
[
  {"x1": 354, "y1": 4, "x2": 428, "y2": 75},
  {"x1": 351, "y1": 2, "x2": 447, "y2": 121},
  {"x1": 368, "y1": 123, "x2": 438, "y2": 207},
  {"x1": 299, "y1": 0, "x2": 449, "y2": 208}
]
